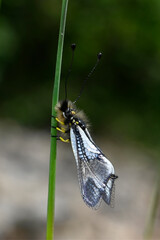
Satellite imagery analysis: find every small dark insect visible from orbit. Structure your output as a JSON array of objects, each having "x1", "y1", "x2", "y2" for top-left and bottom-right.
[{"x1": 52, "y1": 44, "x2": 118, "y2": 209}]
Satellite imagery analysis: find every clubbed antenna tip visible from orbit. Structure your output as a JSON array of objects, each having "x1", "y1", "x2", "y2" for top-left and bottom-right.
[
  {"x1": 97, "y1": 52, "x2": 102, "y2": 60},
  {"x1": 71, "y1": 43, "x2": 76, "y2": 51}
]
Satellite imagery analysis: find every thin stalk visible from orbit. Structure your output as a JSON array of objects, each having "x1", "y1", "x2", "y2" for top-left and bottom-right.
[
  {"x1": 144, "y1": 165, "x2": 160, "y2": 240},
  {"x1": 46, "y1": 1, "x2": 69, "y2": 239}
]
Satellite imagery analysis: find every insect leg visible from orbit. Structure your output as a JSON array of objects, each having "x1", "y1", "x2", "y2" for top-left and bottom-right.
[
  {"x1": 51, "y1": 134, "x2": 70, "y2": 143},
  {"x1": 51, "y1": 126, "x2": 66, "y2": 133},
  {"x1": 59, "y1": 137, "x2": 70, "y2": 143},
  {"x1": 51, "y1": 116, "x2": 69, "y2": 142},
  {"x1": 51, "y1": 116, "x2": 65, "y2": 125}
]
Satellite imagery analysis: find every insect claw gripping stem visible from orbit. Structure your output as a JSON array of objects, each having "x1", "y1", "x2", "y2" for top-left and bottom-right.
[
  {"x1": 51, "y1": 115, "x2": 65, "y2": 125},
  {"x1": 51, "y1": 116, "x2": 68, "y2": 141},
  {"x1": 51, "y1": 135, "x2": 70, "y2": 143},
  {"x1": 51, "y1": 126, "x2": 66, "y2": 133}
]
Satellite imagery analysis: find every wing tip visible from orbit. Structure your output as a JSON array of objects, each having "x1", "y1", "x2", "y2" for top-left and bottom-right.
[
  {"x1": 102, "y1": 175, "x2": 118, "y2": 206},
  {"x1": 82, "y1": 194, "x2": 102, "y2": 210}
]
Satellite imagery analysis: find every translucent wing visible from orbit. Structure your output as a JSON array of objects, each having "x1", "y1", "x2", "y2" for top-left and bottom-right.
[{"x1": 70, "y1": 125, "x2": 117, "y2": 209}]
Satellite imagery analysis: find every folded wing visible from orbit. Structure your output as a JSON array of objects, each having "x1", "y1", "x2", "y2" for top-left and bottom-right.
[{"x1": 70, "y1": 125, "x2": 116, "y2": 208}]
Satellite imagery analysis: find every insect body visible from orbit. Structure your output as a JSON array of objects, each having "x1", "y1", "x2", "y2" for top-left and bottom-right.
[{"x1": 53, "y1": 99, "x2": 118, "y2": 209}]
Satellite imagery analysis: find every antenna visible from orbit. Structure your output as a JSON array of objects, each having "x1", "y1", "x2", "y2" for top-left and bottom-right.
[
  {"x1": 73, "y1": 52, "x2": 102, "y2": 104},
  {"x1": 65, "y1": 43, "x2": 76, "y2": 100}
]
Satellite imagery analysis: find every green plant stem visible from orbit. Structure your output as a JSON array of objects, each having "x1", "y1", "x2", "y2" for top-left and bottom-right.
[
  {"x1": 144, "y1": 165, "x2": 160, "y2": 240},
  {"x1": 46, "y1": 1, "x2": 69, "y2": 239}
]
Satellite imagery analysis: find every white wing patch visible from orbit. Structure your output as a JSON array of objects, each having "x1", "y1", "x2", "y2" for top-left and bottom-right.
[
  {"x1": 70, "y1": 125, "x2": 117, "y2": 209},
  {"x1": 70, "y1": 128, "x2": 78, "y2": 165}
]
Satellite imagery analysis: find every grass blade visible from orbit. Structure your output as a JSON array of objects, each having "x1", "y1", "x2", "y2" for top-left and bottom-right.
[
  {"x1": 46, "y1": 1, "x2": 69, "y2": 239},
  {"x1": 144, "y1": 166, "x2": 160, "y2": 240}
]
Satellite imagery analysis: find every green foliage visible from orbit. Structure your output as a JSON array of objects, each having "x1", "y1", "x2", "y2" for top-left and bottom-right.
[{"x1": 1, "y1": 0, "x2": 160, "y2": 153}]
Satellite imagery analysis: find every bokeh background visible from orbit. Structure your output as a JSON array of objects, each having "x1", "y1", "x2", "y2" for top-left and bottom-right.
[{"x1": 0, "y1": 0, "x2": 160, "y2": 239}]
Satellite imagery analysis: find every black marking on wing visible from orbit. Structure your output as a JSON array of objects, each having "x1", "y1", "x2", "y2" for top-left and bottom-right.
[{"x1": 83, "y1": 177, "x2": 103, "y2": 207}]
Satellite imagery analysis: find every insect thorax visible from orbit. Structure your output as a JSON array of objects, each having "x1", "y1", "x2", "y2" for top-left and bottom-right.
[{"x1": 55, "y1": 100, "x2": 89, "y2": 129}]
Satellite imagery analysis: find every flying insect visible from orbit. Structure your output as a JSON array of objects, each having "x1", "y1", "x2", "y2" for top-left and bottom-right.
[{"x1": 52, "y1": 44, "x2": 118, "y2": 209}]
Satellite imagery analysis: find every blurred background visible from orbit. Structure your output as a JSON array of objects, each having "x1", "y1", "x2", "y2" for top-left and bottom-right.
[{"x1": 0, "y1": 0, "x2": 160, "y2": 239}]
